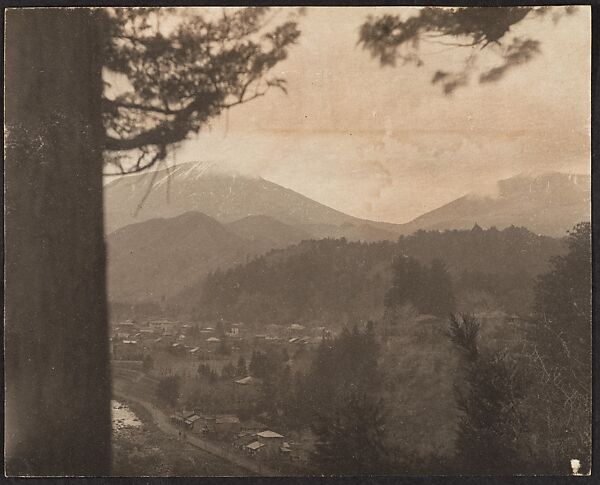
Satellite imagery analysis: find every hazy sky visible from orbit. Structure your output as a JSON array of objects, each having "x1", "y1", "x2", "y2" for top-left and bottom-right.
[{"x1": 163, "y1": 6, "x2": 590, "y2": 223}]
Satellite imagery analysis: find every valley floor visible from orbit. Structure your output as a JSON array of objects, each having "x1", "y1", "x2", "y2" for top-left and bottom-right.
[{"x1": 112, "y1": 375, "x2": 266, "y2": 476}]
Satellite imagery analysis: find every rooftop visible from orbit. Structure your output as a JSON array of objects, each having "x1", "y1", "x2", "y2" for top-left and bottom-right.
[
  {"x1": 234, "y1": 376, "x2": 260, "y2": 386},
  {"x1": 257, "y1": 430, "x2": 284, "y2": 439},
  {"x1": 246, "y1": 441, "x2": 265, "y2": 451}
]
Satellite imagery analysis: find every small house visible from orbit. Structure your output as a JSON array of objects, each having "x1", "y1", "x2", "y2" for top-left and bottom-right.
[
  {"x1": 256, "y1": 430, "x2": 285, "y2": 456},
  {"x1": 246, "y1": 441, "x2": 265, "y2": 455},
  {"x1": 183, "y1": 413, "x2": 203, "y2": 432}
]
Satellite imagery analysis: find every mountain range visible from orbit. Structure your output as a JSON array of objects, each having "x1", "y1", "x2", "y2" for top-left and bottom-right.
[
  {"x1": 104, "y1": 162, "x2": 400, "y2": 241},
  {"x1": 402, "y1": 172, "x2": 590, "y2": 237},
  {"x1": 105, "y1": 163, "x2": 589, "y2": 239},
  {"x1": 107, "y1": 211, "x2": 308, "y2": 303},
  {"x1": 105, "y1": 163, "x2": 589, "y2": 304}
]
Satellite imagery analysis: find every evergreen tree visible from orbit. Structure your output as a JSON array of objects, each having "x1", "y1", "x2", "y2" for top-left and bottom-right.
[
  {"x1": 313, "y1": 393, "x2": 388, "y2": 475},
  {"x1": 5, "y1": 7, "x2": 301, "y2": 474},
  {"x1": 534, "y1": 222, "x2": 591, "y2": 381},
  {"x1": 4, "y1": 9, "x2": 111, "y2": 475},
  {"x1": 384, "y1": 255, "x2": 424, "y2": 310},
  {"x1": 249, "y1": 350, "x2": 276, "y2": 379},
  {"x1": 385, "y1": 255, "x2": 456, "y2": 316},
  {"x1": 308, "y1": 326, "x2": 388, "y2": 474},
  {"x1": 524, "y1": 222, "x2": 592, "y2": 473},
  {"x1": 447, "y1": 314, "x2": 528, "y2": 474}
]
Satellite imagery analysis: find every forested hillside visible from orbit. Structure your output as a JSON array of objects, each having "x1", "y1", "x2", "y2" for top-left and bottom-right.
[
  {"x1": 190, "y1": 225, "x2": 565, "y2": 325},
  {"x1": 107, "y1": 212, "x2": 256, "y2": 303}
]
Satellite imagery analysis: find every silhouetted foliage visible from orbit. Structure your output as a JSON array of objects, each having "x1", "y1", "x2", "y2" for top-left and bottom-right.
[
  {"x1": 5, "y1": 6, "x2": 301, "y2": 476},
  {"x1": 359, "y1": 6, "x2": 577, "y2": 93},
  {"x1": 102, "y1": 7, "x2": 301, "y2": 174}
]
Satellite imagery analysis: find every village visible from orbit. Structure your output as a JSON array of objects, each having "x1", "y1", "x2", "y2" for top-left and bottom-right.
[
  {"x1": 111, "y1": 318, "x2": 332, "y2": 364},
  {"x1": 110, "y1": 317, "x2": 335, "y2": 472}
]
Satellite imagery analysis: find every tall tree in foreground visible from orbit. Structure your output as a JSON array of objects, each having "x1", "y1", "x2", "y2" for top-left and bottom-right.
[
  {"x1": 447, "y1": 314, "x2": 528, "y2": 474},
  {"x1": 533, "y1": 222, "x2": 591, "y2": 382},
  {"x1": 309, "y1": 325, "x2": 389, "y2": 474},
  {"x1": 523, "y1": 222, "x2": 592, "y2": 473},
  {"x1": 4, "y1": 9, "x2": 110, "y2": 475},
  {"x1": 4, "y1": 7, "x2": 300, "y2": 475}
]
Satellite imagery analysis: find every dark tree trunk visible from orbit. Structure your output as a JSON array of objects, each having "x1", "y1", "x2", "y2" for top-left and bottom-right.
[{"x1": 4, "y1": 8, "x2": 111, "y2": 475}]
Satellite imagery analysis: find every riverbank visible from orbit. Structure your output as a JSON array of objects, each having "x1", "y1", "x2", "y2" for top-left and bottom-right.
[{"x1": 111, "y1": 394, "x2": 253, "y2": 476}]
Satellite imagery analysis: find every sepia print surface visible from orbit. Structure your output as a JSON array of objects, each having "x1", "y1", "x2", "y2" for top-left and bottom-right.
[{"x1": 4, "y1": 6, "x2": 591, "y2": 477}]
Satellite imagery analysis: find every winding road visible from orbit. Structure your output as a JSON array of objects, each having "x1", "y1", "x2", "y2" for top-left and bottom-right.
[{"x1": 113, "y1": 374, "x2": 281, "y2": 476}]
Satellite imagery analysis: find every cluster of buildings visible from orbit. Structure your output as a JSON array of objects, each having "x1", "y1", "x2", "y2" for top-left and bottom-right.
[
  {"x1": 110, "y1": 319, "x2": 240, "y2": 360},
  {"x1": 110, "y1": 318, "x2": 334, "y2": 362},
  {"x1": 250, "y1": 325, "x2": 332, "y2": 354},
  {"x1": 169, "y1": 411, "x2": 311, "y2": 462}
]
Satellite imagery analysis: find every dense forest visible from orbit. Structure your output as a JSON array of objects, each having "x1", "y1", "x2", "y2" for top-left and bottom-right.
[
  {"x1": 174, "y1": 223, "x2": 590, "y2": 474},
  {"x1": 191, "y1": 225, "x2": 564, "y2": 326}
]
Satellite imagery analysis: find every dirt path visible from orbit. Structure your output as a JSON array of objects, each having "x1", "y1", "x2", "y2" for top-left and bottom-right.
[{"x1": 113, "y1": 379, "x2": 281, "y2": 476}]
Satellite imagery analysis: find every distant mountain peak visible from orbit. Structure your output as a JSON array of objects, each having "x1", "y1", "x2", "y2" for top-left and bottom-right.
[
  {"x1": 404, "y1": 171, "x2": 590, "y2": 237},
  {"x1": 104, "y1": 162, "x2": 404, "y2": 240}
]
